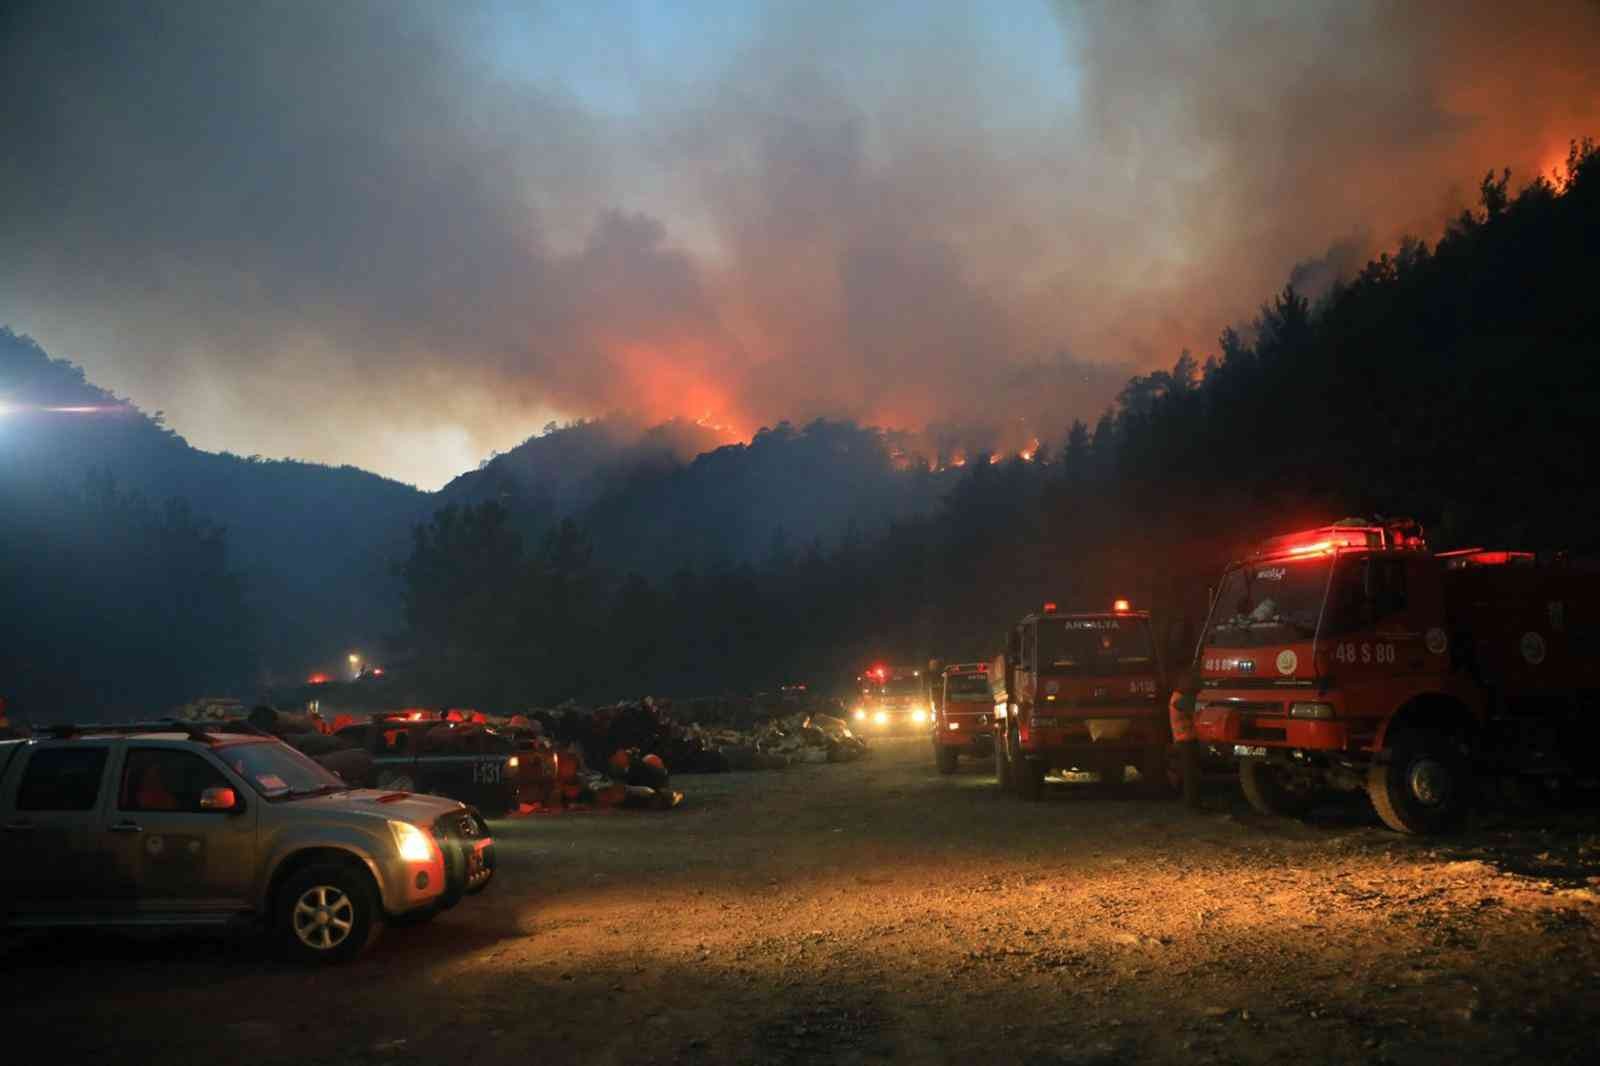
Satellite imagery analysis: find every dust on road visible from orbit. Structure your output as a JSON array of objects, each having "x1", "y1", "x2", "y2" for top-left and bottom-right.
[{"x1": 4, "y1": 738, "x2": 1598, "y2": 1065}]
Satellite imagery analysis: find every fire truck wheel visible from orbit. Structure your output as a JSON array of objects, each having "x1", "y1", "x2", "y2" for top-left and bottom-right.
[
  {"x1": 936, "y1": 746, "x2": 959, "y2": 774},
  {"x1": 1367, "y1": 728, "x2": 1472, "y2": 835},
  {"x1": 1239, "y1": 760, "x2": 1314, "y2": 820},
  {"x1": 1180, "y1": 743, "x2": 1203, "y2": 809},
  {"x1": 1016, "y1": 758, "x2": 1046, "y2": 801}
]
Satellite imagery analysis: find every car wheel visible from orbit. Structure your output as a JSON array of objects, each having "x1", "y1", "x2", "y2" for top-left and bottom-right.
[
  {"x1": 1239, "y1": 759, "x2": 1315, "y2": 820},
  {"x1": 375, "y1": 770, "x2": 415, "y2": 792},
  {"x1": 277, "y1": 862, "x2": 382, "y2": 964},
  {"x1": 1367, "y1": 728, "x2": 1472, "y2": 835},
  {"x1": 936, "y1": 746, "x2": 958, "y2": 774}
]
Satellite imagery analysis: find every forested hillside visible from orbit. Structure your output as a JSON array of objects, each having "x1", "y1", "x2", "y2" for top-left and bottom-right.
[
  {"x1": 0, "y1": 330, "x2": 428, "y2": 710},
  {"x1": 4, "y1": 143, "x2": 1594, "y2": 717},
  {"x1": 391, "y1": 141, "x2": 1600, "y2": 708}
]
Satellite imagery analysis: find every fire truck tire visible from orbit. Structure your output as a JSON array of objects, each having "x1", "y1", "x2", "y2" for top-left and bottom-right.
[
  {"x1": 1016, "y1": 758, "x2": 1046, "y2": 801},
  {"x1": 1367, "y1": 728, "x2": 1472, "y2": 835},
  {"x1": 936, "y1": 746, "x2": 959, "y2": 774},
  {"x1": 1239, "y1": 760, "x2": 1314, "y2": 820},
  {"x1": 1180, "y1": 743, "x2": 1203, "y2": 809}
]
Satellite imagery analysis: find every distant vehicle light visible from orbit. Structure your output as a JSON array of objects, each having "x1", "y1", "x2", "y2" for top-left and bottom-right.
[
  {"x1": 911, "y1": 709, "x2": 928, "y2": 724},
  {"x1": 506, "y1": 756, "x2": 520, "y2": 769},
  {"x1": 873, "y1": 710, "x2": 889, "y2": 725},
  {"x1": 1112, "y1": 598, "x2": 1131, "y2": 612},
  {"x1": 853, "y1": 709, "x2": 867, "y2": 722}
]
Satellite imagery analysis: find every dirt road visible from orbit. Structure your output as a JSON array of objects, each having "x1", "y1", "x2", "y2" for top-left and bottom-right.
[{"x1": 4, "y1": 737, "x2": 1599, "y2": 1065}]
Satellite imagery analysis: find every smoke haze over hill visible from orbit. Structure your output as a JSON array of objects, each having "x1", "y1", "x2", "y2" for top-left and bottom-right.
[{"x1": 2, "y1": 1, "x2": 1596, "y2": 487}]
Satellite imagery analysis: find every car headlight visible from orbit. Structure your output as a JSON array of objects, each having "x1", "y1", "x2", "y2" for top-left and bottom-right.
[
  {"x1": 388, "y1": 820, "x2": 437, "y2": 863},
  {"x1": 873, "y1": 710, "x2": 888, "y2": 725},
  {"x1": 1288, "y1": 702, "x2": 1335, "y2": 720}
]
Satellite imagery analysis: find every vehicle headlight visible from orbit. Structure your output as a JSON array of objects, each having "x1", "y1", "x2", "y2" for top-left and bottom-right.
[
  {"x1": 388, "y1": 820, "x2": 437, "y2": 864},
  {"x1": 911, "y1": 709, "x2": 928, "y2": 724},
  {"x1": 1288, "y1": 702, "x2": 1335, "y2": 720},
  {"x1": 948, "y1": 721, "x2": 960, "y2": 730},
  {"x1": 853, "y1": 709, "x2": 867, "y2": 722},
  {"x1": 873, "y1": 710, "x2": 889, "y2": 725}
]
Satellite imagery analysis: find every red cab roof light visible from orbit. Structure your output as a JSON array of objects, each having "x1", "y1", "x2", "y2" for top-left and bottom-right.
[
  {"x1": 1042, "y1": 601, "x2": 1057, "y2": 613},
  {"x1": 1257, "y1": 518, "x2": 1426, "y2": 560},
  {"x1": 1112, "y1": 598, "x2": 1131, "y2": 612},
  {"x1": 1438, "y1": 548, "x2": 1536, "y2": 568}
]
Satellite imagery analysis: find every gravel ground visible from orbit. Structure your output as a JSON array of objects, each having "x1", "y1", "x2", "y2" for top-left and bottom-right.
[{"x1": 3, "y1": 737, "x2": 1598, "y2": 1065}]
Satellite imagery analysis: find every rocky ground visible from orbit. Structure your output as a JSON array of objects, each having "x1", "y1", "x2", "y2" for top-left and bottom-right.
[{"x1": 3, "y1": 738, "x2": 1598, "y2": 1065}]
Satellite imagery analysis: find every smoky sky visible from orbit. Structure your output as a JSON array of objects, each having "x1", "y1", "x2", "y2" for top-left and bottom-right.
[{"x1": 2, "y1": 1, "x2": 1596, "y2": 488}]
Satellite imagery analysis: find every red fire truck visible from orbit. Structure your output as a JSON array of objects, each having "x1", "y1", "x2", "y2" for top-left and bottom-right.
[
  {"x1": 931, "y1": 661, "x2": 995, "y2": 772},
  {"x1": 1183, "y1": 518, "x2": 1600, "y2": 834},
  {"x1": 993, "y1": 600, "x2": 1172, "y2": 800}
]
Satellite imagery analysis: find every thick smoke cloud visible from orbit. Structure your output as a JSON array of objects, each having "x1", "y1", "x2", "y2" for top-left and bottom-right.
[{"x1": 1, "y1": 1, "x2": 1595, "y2": 487}]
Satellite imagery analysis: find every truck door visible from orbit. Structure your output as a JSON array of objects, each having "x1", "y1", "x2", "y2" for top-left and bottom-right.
[
  {"x1": 0, "y1": 743, "x2": 115, "y2": 917},
  {"x1": 102, "y1": 745, "x2": 259, "y2": 916}
]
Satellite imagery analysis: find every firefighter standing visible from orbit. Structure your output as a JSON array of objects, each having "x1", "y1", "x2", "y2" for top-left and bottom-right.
[{"x1": 1169, "y1": 667, "x2": 1203, "y2": 808}]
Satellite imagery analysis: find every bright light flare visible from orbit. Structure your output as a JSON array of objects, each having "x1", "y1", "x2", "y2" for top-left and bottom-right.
[
  {"x1": 873, "y1": 710, "x2": 889, "y2": 725},
  {"x1": 853, "y1": 709, "x2": 867, "y2": 722},
  {"x1": 0, "y1": 401, "x2": 123, "y2": 416},
  {"x1": 911, "y1": 709, "x2": 928, "y2": 724}
]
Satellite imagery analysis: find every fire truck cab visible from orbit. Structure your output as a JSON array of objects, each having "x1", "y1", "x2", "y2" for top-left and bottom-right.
[
  {"x1": 931, "y1": 661, "x2": 995, "y2": 773},
  {"x1": 993, "y1": 600, "x2": 1172, "y2": 800},
  {"x1": 1185, "y1": 517, "x2": 1600, "y2": 834}
]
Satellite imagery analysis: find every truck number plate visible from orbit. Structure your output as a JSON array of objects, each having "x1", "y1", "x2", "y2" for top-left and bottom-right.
[{"x1": 1233, "y1": 745, "x2": 1268, "y2": 758}]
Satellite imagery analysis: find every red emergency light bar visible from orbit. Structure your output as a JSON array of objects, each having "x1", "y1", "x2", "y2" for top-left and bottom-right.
[
  {"x1": 1437, "y1": 548, "x2": 1536, "y2": 568},
  {"x1": 1255, "y1": 519, "x2": 1425, "y2": 560},
  {"x1": 1042, "y1": 601, "x2": 1057, "y2": 613}
]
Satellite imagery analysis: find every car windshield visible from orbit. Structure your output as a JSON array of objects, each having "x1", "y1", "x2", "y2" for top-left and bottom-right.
[
  {"x1": 945, "y1": 674, "x2": 991, "y2": 700},
  {"x1": 1205, "y1": 557, "x2": 1331, "y2": 648},
  {"x1": 1037, "y1": 618, "x2": 1155, "y2": 674},
  {"x1": 222, "y1": 740, "x2": 349, "y2": 799}
]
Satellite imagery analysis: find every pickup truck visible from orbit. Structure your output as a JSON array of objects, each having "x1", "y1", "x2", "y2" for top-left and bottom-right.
[
  {"x1": 333, "y1": 716, "x2": 523, "y2": 815},
  {"x1": 0, "y1": 722, "x2": 495, "y2": 962}
]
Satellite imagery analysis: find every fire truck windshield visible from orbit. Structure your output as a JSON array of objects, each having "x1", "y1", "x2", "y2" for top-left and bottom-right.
[
  {"x1": 1206, "y1": 557, "x2": 1330, "y2": 648},
  {"x1": 945, "y1": 674, "x2": 991, "y2": 700},
  {"x1": 1036, "y1": 618, "x2": 1154, "y2": 674}
]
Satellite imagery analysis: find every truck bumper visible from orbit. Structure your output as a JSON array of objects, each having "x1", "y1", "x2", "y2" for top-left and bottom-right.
[
  {"x1": 1193, "y1": 706, "x2": 1350, "y2": 753},
  {"x1": 934, "y1": 728, "x2": 993, "y2": 754}
]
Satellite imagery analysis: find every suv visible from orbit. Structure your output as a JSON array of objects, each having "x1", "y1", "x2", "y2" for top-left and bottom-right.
[{"x1": 0, "y1": 723, "x2": 494, "y2": 962}]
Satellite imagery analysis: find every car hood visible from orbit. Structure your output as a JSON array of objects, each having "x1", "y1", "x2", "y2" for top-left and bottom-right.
[{"x1": 290, "y1": 788, "x2": 470, "y2": 825}]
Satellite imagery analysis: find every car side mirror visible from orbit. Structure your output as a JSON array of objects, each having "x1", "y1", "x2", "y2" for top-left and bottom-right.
[{"x1": 200, "y1": 786, "x2": 239, "y2": 812}]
